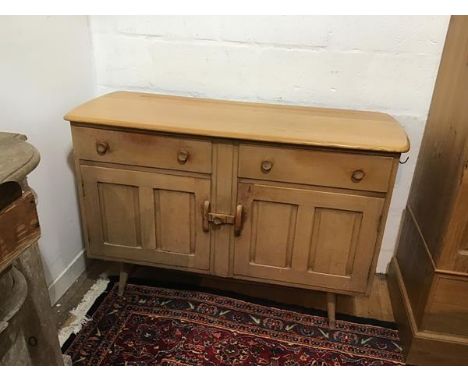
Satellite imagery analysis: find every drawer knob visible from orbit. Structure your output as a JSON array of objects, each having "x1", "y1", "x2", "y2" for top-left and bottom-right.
[
  {"x1": 177, "y1": 149, "x2": 190, "y2": 164},
  {"x1": 351, "y1": 169, "x2": 366, "y2": 182},
  {"x1": 96, "y1": 141, "x2": 109, "y2": 155},
  {"x1": 261, "y1": 160, "x2": 273, "y2": 173}
]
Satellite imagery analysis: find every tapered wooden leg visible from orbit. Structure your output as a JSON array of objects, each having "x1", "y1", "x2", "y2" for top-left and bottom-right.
[
  {"x1": 118, "y1": 262, "x2": 130, "y2": 297},
  {"x1": 327, "y1": 292, "x2": 336, "y2": 329}
]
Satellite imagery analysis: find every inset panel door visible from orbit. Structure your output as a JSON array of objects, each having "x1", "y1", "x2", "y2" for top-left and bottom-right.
[
  {"x1": 438, "y1": 165, "x2": 468, "y2": 273},
  {"x1": 80, "y1": 165, "x2": 211, "y2": 271},
  {"x1": 233, "y1": 182, "x2": 384, "y2": 293}
]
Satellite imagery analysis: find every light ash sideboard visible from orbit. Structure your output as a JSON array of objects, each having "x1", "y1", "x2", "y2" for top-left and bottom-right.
[{"x1": 65, "y1": 91, "x2": 409, "y2": 327}]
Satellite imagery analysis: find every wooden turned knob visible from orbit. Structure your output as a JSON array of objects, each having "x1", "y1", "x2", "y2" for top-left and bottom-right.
[
  {"x1": 261, "y1": 160, "x2": 273, "y2": 173},
  {"x1": 177, "y1": 149, "x2": 189, "y2": 164},
  {"x1": 351, "y1": 169, "x2": 366, "y2": 182},
  {"x1": 96, "y1": 141, "x2": 109, "y2": 155}
]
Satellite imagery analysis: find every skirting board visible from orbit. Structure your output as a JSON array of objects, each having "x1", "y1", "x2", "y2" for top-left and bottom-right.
[
  {"x1": 387, "y1": 257, "x2": 468, "y2": 365},
  {"x1": 47, "y1": 249, "x2": 86, "y2": 306}
]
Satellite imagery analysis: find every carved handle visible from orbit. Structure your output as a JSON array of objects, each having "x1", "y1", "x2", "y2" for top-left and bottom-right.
[
  {"x1": 96, "y1": 141, "x2": 109, "y2": 155},
  {"x1": 351, "y1": 169, "x2": 366, "y2": 183},
  {"x1": 177, "y1": 149, "x2": 190, "y2": 164},
  {"x1": 234, "y1": 204, "x2": 244, "y2": 236},
  {"x1": 261, "y1": 160, "x2": 273, "y2": 173},
  {"x1": 202, "y1": 200, "x2": 210, "y2": 232}
]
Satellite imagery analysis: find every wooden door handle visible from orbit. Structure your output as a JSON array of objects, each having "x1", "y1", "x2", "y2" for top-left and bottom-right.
[
  {"x1": 96, "y1": 141, "x2": 109, "y2": 155},
  {"x1": 234, "y1": 204, "x2": 244, "y2": 236},
  {"x1": 202, "y1": 200, "x2": 210, "y2": 232}
]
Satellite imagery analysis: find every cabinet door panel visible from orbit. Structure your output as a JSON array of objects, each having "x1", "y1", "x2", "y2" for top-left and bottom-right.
[
  {"x1": 97, "y1": 183, "x2": 141, "y2": 247},
  {"x1": 249, "y1": 200, "x2": 298, "y2": 268},
  {"x1": 234, "y1": 182, "x2": 384, "y2": 293},
  {"x1": 437, "y1": 166, "x2": 468, "y2": 273},
  {"x1": 81, "y1": 165, "x2": 211, "y2": 271},
  {"x1": 308, "y1": 207, "x2": 362, "y2": 276},
  {"x1": 155, "y1": 189, "x2": 196, "y2": 254}
]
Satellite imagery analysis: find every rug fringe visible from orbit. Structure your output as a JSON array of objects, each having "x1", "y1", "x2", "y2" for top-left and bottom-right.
[{"x1": 58, "y1": 275, "x2": 110, "y2": 346}]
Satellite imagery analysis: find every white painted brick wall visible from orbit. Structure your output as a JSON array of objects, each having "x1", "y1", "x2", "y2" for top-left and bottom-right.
[{"x1": 89, "y1": 16, "x2": 450, "y2": 273}]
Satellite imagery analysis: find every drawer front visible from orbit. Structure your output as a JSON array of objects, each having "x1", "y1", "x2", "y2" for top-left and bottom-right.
[
  {"x1": 72, "y1": 126, "x2": 212, "y2": 174},
  {"x1": 238, "y1": 144, "x2": 394, "y2": 192}
]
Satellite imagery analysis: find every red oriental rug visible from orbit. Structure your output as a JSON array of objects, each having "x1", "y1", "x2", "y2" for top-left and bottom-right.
[{"x1": 63, "y1": 281, "x2": 404, "y2": 366}]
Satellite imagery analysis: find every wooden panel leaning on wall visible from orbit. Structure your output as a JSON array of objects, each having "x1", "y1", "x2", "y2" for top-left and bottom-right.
[
  {"x1": 387, "y1": 16, "x2": 468, "y2": 365},
  {"x1": 65, "y1": 90, "x2": 409, "y2": 329}
]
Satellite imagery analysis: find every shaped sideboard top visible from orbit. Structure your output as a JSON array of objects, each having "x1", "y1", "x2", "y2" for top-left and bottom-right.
[{"x1": 65, "y1": 91, "x2": 409, "y2": 153}]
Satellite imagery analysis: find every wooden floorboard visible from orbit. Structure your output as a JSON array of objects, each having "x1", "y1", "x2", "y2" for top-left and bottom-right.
[{"x1": 54, "y1": 259, "x2": 395, "y2": 330}]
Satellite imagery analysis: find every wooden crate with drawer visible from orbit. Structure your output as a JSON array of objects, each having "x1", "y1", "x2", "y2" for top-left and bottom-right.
[{"x1": 65, "y1": 91, "x2": 409, "y2": 327}]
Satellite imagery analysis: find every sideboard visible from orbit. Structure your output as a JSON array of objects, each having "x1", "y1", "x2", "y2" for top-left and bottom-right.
[{"x1": 65, "y1": 91, "x2": 409, "y2": 327}]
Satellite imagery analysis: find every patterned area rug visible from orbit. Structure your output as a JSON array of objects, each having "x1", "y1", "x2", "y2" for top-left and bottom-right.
[{"x1": 63, "y1": 281, "x2": 404, "y2": 366}]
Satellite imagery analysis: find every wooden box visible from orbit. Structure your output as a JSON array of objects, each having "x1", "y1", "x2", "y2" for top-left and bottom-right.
[{"x1": 0, "y1": 186, "x2": 40, "y2": 273}]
